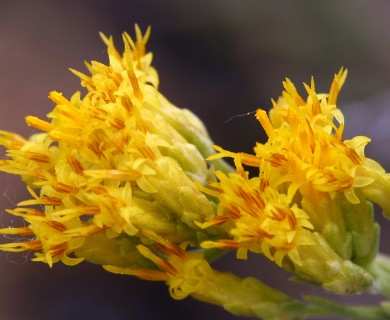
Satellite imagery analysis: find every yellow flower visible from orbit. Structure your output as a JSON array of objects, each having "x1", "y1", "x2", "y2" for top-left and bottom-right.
[
  {"x1": 0, "y1": 26, "x2": 218, "y2": 267},
  {"x1": 211, "y1": 69, "x2": 389, "y2": 211},
  {"x1": 197, "y1": 163, "x2": 373, "y2": 294},
  {"x1": 103, "y1": 229, "x2": 311, "y2": 319},
  {"x1": 199, "y1": 70, "x2": 378, "y2": 293},
  {"x1": 1, "y1": 24, "x2": 389, "y2": 318},
  {"x1": 0, "y1": 199, "x2": 98, "y2": 267},
  {"x1": 104, "y1": 229, "x2": 214, "y2": 300},
  {"x1": 198, "y1": 160, "x2": 314, "y2": 267},
  {"x1": 207, "y1": 70, "x2": 390, "y2": 255},
  {"x1": 260, "y1": 70, "x2": 373, "y2": 200}
]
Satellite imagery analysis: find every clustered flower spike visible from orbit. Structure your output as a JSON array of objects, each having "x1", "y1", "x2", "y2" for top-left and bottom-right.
[
  {"x1": 200, "y1": 68, "x2": 390, "y2": 294},
  {"x1": 2, "y1": 26, "x2": 390, "y2": 320},
  {"x1": 0, "y1": 25, "x2": 219, "y2": 268}
]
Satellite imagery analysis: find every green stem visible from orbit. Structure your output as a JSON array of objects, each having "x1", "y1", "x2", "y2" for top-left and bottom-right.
[
  {"x1": 190, "y1": 269, "x2": 390, "y2": 319},
  {"x1": 192, "y1": 271, "x2": 326, "y2": 319},
  {"x1": 306, "y1": 295, "x2": 390, "y2": 320}
]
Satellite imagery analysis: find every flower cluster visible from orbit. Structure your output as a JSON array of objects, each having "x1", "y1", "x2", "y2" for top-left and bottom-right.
[
  {"x1": 199, "y1": 164, "x2": 315, "y2": 267},
  {"x1": 198, "y1": 69, "x2": 389, "y2": 293},
  {"x1": 0, "y1": 26, "x2": 218, "y2": 274},
  {"x1": 1, "y1": 26, "x2": 390, "y2": 319}
]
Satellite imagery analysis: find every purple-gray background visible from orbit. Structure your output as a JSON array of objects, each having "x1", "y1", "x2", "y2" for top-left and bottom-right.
[{"x1": 1, "y1": 1, "x2": 390, "y2": 319}]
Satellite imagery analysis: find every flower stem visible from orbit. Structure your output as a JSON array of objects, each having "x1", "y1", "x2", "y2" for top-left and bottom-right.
[
  {"x1": 306, "y1": 295, "x2": 390, "y2": 320},
  {"x1": 190, "y1": 269, "x2": 390, "y2": 319},
  {"x1": 191, "y1": 272, "x2": 324, "y2": 319}
]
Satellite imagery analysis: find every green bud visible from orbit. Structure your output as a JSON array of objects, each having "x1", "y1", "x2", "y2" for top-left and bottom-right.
[
  {"x1": 148, "y1": 157, "x2": 218, "y2": 229},
  {"x1": 157, "y1": 94, "x2": 215, "y2": 158},
  {"x1": 341, "y1": 191, "x2": 380, "y2": 267},
  {"x1": 284, "y1": 231, "x2": 373, "y2": 294},
  {"x1": 359, "y1": 164, "x2": 390, "y2": 218},
  {"x1": 300, "y1": 190, "x2": 353, "y2": 260},
  {"x1": 157, "y1": 94, "x2": 234, "y2": 173},
  {"x1": 160, "y1": 141, "x2": 209, "y2": 184},
  {"x1": 75, "y1": 232, "x2": 152, "y2": 268}
]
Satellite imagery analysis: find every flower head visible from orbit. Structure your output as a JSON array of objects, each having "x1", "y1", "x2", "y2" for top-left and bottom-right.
[
  {"x1": 104, "y1": 229, "x2": 214, "y2": 300},
  {"x1": 199, "y1": 70, "x2": 380, "y2": 293},
  {"x1": 199, "y1": 160, "x2": 314, "y2": 267},
  {"x1": 0, "y1": 26, "x2": 218, "y2": 267},
  {"x1": 228, "y1": 69, "x2": 382, "y2": 205}
]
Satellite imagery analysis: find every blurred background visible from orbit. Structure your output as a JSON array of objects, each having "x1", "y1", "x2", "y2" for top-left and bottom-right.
[{"x1": 1, "y1": 1, "x2": 390, "y2": 319}]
